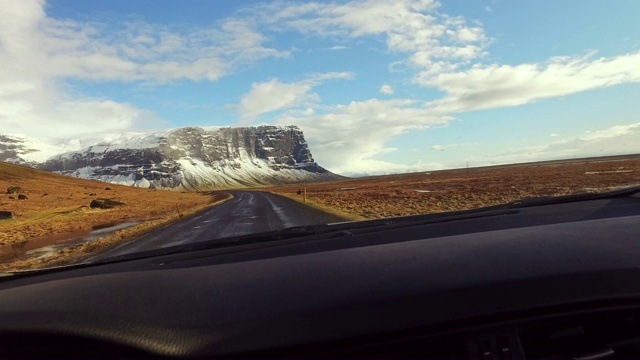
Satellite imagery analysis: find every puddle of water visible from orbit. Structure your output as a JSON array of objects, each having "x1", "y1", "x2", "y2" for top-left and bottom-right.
[
  {"x1": 83, "y1": 222, "x2": 139, "y2": 243},
  {"x1": 0, "y1": 221, "x2": 140, "y2": 263},
  {"x1": 0, "y1": 231, "x2": 86, "y2": 263}
]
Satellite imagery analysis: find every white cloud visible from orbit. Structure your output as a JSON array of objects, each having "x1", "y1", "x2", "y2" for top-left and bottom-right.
[
  {"x1": 429, "y1": 143, "x2": 478, "y2": 151},
  {"x1": 0, "y1": 1, "x2": 289, "y2": 84},
  {"x1": 343, "y1": 160, "x2": 446, "y2": 177},
  {"x1": 237, "y1": 72, "x2": 354, "y2": 121},
  {"x1": 37, "y1": 16, "x2": 288, "y2": 84},
  {"x1": 1, "y1": 98, "x2": 159, "y2": 139},
  {"x1": 0, "y1": 0, "x2": 290, "y2": 140},
  {"x1": 424, "y1": 51, "x2": 640, "y2": 113},
  {"x1": 252, "y1": 0, "x2": 488, "y2": 81},
  {"x1": 298, "y1": 46, "x2": 640, "y2": 172},
  {"x1": 474, "y1": 123, "x2": 640, "y2": 165},
  {"x1": 306, "y1": 72, "x2": 356, "y2": 83},
  {"x1": 579, "y1": 123, "x2": 640, "y2": 142},
  {"x1": 275, "y1": 98, "x2": 452, "y2": 174},
  {"x1": 550, "y1": 133, "x2": 559, "y2": 137},
  {"x1": 310, "y1": 45, "x2": 348, "y2": 51},
  {"x1": 238, "y1": 79, "x2": 316, "y2": 122},
  {"x1": 379, "y1": 84, "x2": 394, "y2": 94}
]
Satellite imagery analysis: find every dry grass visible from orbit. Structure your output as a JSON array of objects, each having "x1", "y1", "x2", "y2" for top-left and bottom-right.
[
  {"x1": 0, "y1": 162, "x2": 221, "y2": 245},
  {"x1": 266, "y1": 155, "x2": 640, "y2": 220},
  {"x1": 0, "y1": 162, "x2": 231, "y2": 269},
  {"x1": 2, "y1": 192, "x2": 232, "y2": 271}
]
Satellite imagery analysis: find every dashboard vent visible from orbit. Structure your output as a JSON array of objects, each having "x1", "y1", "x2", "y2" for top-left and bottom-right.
[
  {"x1": 520, "y1": 311, "x2": 640, "y2": 359},
  {"x1": 466, "y1": 331, "x2": 526, "y2": 360}
]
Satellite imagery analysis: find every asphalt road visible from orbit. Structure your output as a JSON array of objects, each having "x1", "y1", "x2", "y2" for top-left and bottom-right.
[{"x1": 92, "y1": 191, "x2": 346, "y2": 259}]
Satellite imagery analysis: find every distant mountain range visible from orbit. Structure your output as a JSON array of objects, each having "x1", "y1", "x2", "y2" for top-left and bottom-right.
[{"x1": 0, "y1": 126, "x2": 342, "y2": 190}]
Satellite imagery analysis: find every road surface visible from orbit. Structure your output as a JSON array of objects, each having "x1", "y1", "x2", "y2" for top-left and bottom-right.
[{"x1": 92, "y1": 191, "x2": 346, "y2": 259}]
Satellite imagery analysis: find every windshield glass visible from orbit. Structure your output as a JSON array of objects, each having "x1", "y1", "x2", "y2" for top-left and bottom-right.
[{"x1": 1, "y1": 0, "x2": 639, "y2": 271}]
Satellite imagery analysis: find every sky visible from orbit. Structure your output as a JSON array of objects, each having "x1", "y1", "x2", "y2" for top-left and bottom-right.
[{"x1": 0, "y1": 0, "x2": 639, "y2": 175}]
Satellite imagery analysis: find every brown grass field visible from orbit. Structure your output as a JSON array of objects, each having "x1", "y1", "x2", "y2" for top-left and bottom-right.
[
  {"x1": 0, "y1": 162, "x2": 230, "y2": 270},
  {"x1": 265, "y1": 154, "x2": 640, "y2": 220}
]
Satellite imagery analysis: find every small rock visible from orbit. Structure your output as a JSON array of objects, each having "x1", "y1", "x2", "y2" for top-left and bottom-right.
[
  {"x1": 7, "y1": 186, "x2": 22, "y2": 194},
  {"x1": 8, "y1": 196, "x2": 14, "y2": 200},
  {"x1": 90, "y1": 198, "x2": 125, "y2": 209},
  {"x1": 18, "y1": 194, "x2": 28, "y2": 200},
  {"x1": 43, "y1": 193, "x2": 49, "y2": 196},
  {"x1": 89, "y1": 193, "x2": 96, "y2": 196},
  {"x1": 105, "y1": 187, "x2": 112, "y2": 190},
  {"x1": 0, "y1": 211, "x2": 14, "y2": 220}
]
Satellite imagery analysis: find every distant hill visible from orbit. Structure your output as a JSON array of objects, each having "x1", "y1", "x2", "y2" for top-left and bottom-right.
[
  {"x1": 0, "y1": 161, "x2": 153, "y2": 222},
  {"x1": 0, "y1": 161, "x2": 106, "y2": 188}
]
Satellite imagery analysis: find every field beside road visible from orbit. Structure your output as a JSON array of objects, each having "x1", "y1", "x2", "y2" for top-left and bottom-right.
[
  {"x1": 3, "y1": 154, "x2": 639, "y2": 271},
  {"x1": 0, "y1": 162, "x2": 229, "y2": 269},
  {"x1": 266, "y1": 154, "x2": 640, "y2": 220}
]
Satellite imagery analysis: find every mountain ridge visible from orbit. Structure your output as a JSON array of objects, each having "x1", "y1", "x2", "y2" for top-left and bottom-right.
[{"x1": 1, "y1": 125, "x2": 342, "y2": 190}]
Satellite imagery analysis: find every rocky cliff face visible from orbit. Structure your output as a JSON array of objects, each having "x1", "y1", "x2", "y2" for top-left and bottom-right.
[{"x1": 2, "y1": 126, "x2": 341, "y2": 190}]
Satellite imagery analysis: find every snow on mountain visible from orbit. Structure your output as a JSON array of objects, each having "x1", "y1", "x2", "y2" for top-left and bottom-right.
[{"x1": 1, "y1": 126, "x2": 341, "y2": 190}]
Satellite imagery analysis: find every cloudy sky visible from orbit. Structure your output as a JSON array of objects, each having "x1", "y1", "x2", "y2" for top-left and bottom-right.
[{"x1": 1, "y1": 0, "x2": 639, "y2": 175}]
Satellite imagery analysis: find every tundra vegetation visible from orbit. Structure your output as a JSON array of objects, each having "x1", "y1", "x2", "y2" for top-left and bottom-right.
[
  {"x1": 266, "y1": 155, "x2": 640, "y2": 220},
  {"x1": 0, "y1": 162, "x2": 231, "y2": 271}
]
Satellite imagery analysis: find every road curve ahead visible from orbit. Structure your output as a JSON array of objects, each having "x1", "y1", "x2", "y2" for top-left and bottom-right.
[{"x1": 93, "y1": 191, "x2": 346, "y2": 259}]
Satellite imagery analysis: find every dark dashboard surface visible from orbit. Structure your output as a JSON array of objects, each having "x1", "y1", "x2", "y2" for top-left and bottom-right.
[{"x1": 1, "y1": 191, "x2": 640, "y2": 359}]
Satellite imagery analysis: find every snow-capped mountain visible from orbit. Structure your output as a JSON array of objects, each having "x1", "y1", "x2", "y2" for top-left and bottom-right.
[{"x1": 1, "y1": 126, "x2": 342, "y2": 190}]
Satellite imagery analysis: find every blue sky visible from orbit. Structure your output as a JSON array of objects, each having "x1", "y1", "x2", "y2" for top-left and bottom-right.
[{"x1": 1, "y1": 0, "x2": 639, "y2": 175}]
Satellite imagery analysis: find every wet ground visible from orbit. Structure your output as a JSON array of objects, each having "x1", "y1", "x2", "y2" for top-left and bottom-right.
[{"x1": 0, "y1": 221, "x2": 139, "y2": 263}]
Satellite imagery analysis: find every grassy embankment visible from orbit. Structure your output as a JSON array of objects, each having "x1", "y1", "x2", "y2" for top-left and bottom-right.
[
  {"x1": 0, "y1": 162, "x2": 231, "y2": 271},
  {"x1": 265, "y1": 155, "x2": 640, "y2": 220}
]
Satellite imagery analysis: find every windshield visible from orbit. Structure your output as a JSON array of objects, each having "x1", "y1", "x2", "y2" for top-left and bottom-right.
[{"x1": 1, "y1": 0, "x2": 639, "y2": 272}]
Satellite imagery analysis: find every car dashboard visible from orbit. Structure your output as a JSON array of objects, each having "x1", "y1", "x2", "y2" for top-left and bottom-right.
[{"x1": 1, "y1": 191, "x2": 640, "y2": 359}]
